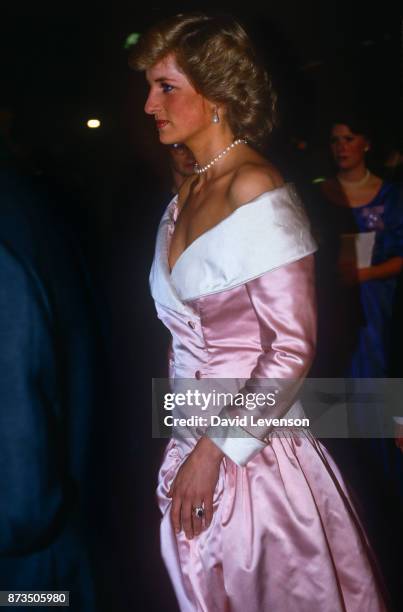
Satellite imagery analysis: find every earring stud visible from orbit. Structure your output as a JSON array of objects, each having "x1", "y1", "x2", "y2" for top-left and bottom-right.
[{"x1": 212, "y1": 109, "x2": 219, "y2": 124}]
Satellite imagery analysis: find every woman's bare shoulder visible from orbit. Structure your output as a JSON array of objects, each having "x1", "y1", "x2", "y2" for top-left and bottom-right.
[{"x1": 228, "y1": 160, "x2": 284, "y2": 211}]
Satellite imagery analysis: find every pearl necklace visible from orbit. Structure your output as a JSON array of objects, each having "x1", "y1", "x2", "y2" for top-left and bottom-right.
[
  {"x1": 194, "y1": 139, "x2": 247, "y2": 175},
  {"x1": 337, "y1": 169, "x2": 371, "y2": 188}
]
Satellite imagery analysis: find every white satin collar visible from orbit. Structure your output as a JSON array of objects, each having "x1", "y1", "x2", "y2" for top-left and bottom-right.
[
  {"x1": 149, "y1": 194, "x2": 196, "y2": 316},
  {"x1": 150, "y1": 184, "x2": 317, "y2": 312}
]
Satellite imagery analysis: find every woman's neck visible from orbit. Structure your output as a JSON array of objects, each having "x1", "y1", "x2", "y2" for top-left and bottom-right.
[
  {"x1": 187, "y1": 126, "x2": 235, "y2": 171},
  {"x1": 336, "y1": 164, "x2": 368, "y2": 184}
]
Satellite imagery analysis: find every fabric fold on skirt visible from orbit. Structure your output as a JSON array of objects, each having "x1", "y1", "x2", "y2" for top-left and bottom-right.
[{"x1": 157, "y1": 432, "x2": 387, "y2": 612}]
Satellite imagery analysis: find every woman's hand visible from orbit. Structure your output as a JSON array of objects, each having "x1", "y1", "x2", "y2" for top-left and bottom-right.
[
  {"x1": 339, "y1": 256, "x2": 403, "y2": 286},
  {"x1": 339, "y1": 263, "x2": 383, "y2": 287},
  {"x1": 167, "y1": 436, "x2": 224, "y2": 539},
  {"x1": 339, "y1": 257, "x2": 403, "y2": 286},
  {"x1": 338, "y1": 262, "x2": 360, "y2": 285},
  {"x1": 338, "y1": 264, "x2": 374, "y2": 285}
]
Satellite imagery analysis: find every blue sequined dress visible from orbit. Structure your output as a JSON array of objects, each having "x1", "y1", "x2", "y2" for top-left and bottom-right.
[
  {"x1": 346, "y1": 181, "x2": 403, "y2": 377},
  {"x1": 315, "y1": 181, "x2": 403, "y2": 496},
  {"x1": 314, "y1": 180, "x2": 403, "y2": 379}
]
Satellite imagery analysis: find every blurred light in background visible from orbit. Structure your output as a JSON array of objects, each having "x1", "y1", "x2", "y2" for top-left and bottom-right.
[
  {"x1": 124, "y1": 32, "x2": 141, "y2": 49},
  {"x1": 87, "y1": 119, "x2": 101, "y2": 129}
]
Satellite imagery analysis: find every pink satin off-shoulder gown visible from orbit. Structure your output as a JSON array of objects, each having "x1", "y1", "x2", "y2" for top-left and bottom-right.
[{"x1": 150, "y1": 186, "x2": 387, "y2": 612}]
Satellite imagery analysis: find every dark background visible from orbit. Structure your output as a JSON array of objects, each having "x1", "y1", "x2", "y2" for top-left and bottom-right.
[
  {"x1": 1, "y1": 2, "x2": 401, "y2": 611},
  {"x1": 1, "y1": 1, "x2": 401, "y2": 220}
]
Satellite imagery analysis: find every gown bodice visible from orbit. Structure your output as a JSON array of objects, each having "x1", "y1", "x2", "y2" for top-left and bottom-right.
[{"x1": 150, "y1": 184, "x2": 318, "y2": 464}]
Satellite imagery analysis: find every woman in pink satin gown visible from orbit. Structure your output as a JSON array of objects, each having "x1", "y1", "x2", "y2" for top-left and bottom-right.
[{"x1": 130, "y1": 13, "x2": 388, "y2": 612}]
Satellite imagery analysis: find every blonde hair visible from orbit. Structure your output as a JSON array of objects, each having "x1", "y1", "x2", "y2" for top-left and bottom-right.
[{"x1": 129, "y1": 13, "x2": 277, "y2": 146}]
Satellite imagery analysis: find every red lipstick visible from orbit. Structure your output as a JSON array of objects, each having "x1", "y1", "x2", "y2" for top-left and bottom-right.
[{"x1": 156, "y1": 120, "x2": 169, "y2": 129}]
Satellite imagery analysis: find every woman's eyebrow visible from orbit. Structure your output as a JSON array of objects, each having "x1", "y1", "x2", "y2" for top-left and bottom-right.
[
  {"x1": 154, "y1": 75, "x2": 181, "y2": 83},
  {"x1": 146, "y1": 72, "x2": 181, "y2": 84}
]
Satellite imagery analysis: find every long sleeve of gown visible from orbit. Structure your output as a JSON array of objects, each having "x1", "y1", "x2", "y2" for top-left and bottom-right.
[{"x1": 207, "y1": 254, "x2": 316, "y2": 466}]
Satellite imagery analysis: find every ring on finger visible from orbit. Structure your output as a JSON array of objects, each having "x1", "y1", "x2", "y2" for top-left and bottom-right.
[{"x1": 193, "y1": 504, "x2": 204, "y2": 519}]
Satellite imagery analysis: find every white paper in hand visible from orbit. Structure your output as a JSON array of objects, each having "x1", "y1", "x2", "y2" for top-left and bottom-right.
[{"x1": 339, "y1": 232, "x2": 375, "y2": 268}]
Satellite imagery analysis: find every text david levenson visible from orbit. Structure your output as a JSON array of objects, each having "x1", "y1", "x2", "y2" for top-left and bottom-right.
[{"x1": 163, "y1": 415, "x2": 310, "y2": 428}]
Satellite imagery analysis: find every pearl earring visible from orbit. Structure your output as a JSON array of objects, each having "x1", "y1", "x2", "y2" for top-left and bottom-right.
[{"x1": 212, "y1": 108, "x2": 219, "y2": 124}]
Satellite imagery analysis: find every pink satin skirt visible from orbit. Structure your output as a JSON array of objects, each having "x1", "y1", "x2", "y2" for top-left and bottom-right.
[{"x1": 157, "y1": 432, "x2": 387, "y2": 612}]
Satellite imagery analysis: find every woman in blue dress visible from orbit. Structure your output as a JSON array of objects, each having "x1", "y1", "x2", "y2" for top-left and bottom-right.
[
  {"x1": 313, "y1": 117, "x2": 403, "y2": 607},
  {"x1": 315, "y1": 116, "x2": 403, "y2": 474},
  {"x1": 318, "y1": 121, "x2": 403, "y2": 376},
  {"x1": 320, "y1": 121, "x2": 403, "y2": 378}
]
